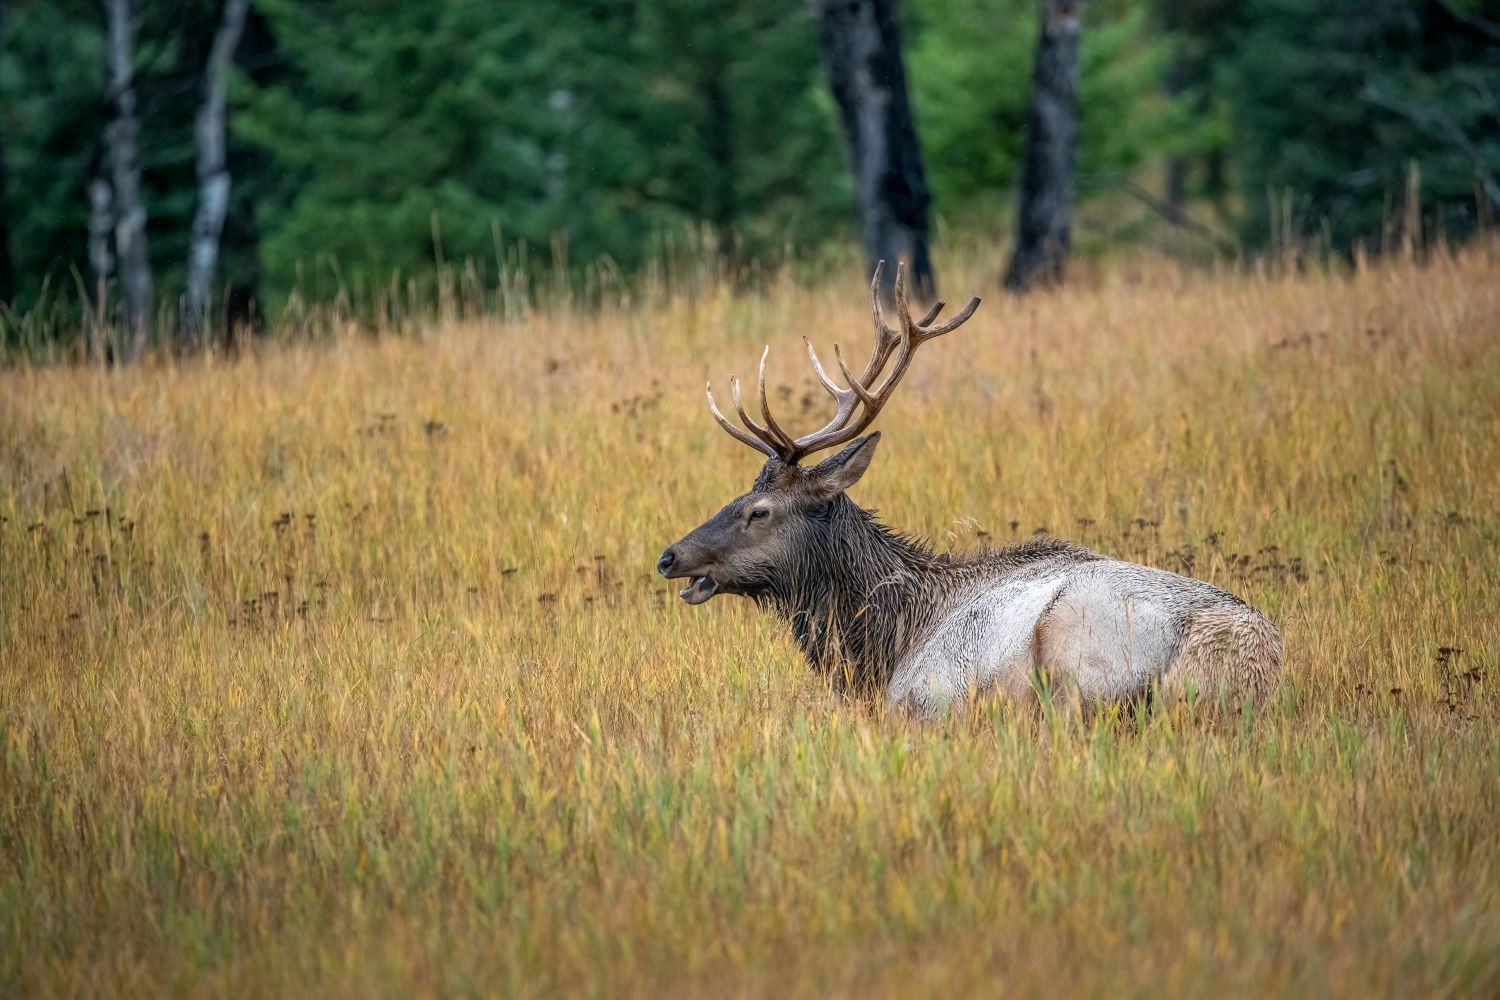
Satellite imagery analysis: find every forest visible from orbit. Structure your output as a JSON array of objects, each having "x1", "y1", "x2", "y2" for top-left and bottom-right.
[{"x1": 1, "y1": 0, "x2": 1498, "y2": 356}]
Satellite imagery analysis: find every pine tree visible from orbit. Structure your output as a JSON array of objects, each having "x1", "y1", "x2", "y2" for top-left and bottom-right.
[
  {"x1": 0, "y1": 0, "x2": 12, "y2": 308},
  {"x1": 0, "y1": 0, "x2": 104, "y2": 320},
  {"x1": 237, "y1": 0, "x2": 846, "y2": 312},
  {"x1": 1223, "y1": 0, "x2": 1500, "y2": 251},
  {"x1": 909, "y1": 0, "x2": 1198, "y2": 226},
  {"x1": 632, "y1": 0, "x2": 849, "y2": 273}
]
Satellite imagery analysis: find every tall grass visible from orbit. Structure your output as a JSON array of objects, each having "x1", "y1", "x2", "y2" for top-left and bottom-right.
[{"x1": 2, "y1": 244, "x2": 1498, "y2": 996}]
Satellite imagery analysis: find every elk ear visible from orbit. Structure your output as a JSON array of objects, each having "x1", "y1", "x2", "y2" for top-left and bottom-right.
[{"x1": 808, "y1": 433, "x2": 880, "y2": 498}]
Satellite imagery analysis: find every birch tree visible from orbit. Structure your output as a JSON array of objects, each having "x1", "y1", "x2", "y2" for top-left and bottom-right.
[
  {"x1": 102, "y1": 0, "x2": 153, "y2": 359},
  {"x1": 181, "y1": 0, "x2": 249, "y2": 346},
  {"x1": 87, "y1": 158, "x2": 114, "y2": 362}
]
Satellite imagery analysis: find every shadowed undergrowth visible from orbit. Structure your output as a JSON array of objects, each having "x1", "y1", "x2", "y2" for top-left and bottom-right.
[{"x1": 2, "y1": 246, "x2": 1498, "y2": 996}]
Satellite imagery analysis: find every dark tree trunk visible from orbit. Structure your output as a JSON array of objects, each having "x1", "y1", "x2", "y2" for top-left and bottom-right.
[
  {"x1": 0, "y1": 0, "x2": 13, "y2": 308},
  {"x1": 814, "y1": 0, "x2": 935, "y2": 301},
  {"x1": 1004, "y1": 0, "x2": 1084, "y2": 293},
  {"x1": 182, "y1": 0, "x2": 249, "y2": 347},
  {"x1": 103, "y1": 0, "x2": 153, "y2": 361}
]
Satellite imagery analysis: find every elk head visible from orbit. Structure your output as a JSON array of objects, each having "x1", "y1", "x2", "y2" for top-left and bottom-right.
[{"x1": 658, "y1": 261, "x2": 981, "y2": 605}]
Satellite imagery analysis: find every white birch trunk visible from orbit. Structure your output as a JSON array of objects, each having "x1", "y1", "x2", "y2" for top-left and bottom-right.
[
  {"x1": 103, "y1": 0, "x2": 153, "y2": 361},
  {"x1": 88, "y1": 173, "x2": 115, "y2": 362},
  {"x1": 181, "y1": 0, "x2": 249, "y2": 345}
]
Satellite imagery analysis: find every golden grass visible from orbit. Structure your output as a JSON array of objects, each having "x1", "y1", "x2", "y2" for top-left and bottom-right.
[{"x1": 2, "y1": 245, "x2": 1499, "y2": 997}]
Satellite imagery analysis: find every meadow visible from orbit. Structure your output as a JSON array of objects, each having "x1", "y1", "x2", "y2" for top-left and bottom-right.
[{"x1": 2, "y1": 245, "x2": 1498, "y2": 996}]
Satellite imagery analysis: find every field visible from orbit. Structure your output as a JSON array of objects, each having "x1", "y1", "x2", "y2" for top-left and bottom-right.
[{"x1": 3, "y1": 245, "x2": 1499, "y2": 997}]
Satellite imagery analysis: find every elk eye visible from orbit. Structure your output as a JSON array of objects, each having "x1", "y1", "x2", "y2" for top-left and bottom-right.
[{"x1": 749, "y1": 507, "x2": 769, "y2": 523}]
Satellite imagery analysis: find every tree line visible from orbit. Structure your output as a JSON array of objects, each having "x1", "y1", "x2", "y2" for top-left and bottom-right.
[{"x1": 0, "y1": 0, "x2": 1495, "y2": 358}]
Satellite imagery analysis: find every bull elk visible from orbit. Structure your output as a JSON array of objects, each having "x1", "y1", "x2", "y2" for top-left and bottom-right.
[{"x1": 659, "y1": 263, "x2": 1282, "y2": 718}]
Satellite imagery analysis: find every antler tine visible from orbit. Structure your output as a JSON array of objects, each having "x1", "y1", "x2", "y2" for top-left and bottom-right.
[
  {"x1": 860, "y1": 260, "x2": 922, "y2": 400},
  {"x1": 785, "y1": 259, "x2": 984, "y2": 461},
  {"x1": 757, "y1": 346, "x2": 797, "y2": 453},
  {"x1": 802, "y1": 337, "x2": 844, "y2": 398},
  {"x1": 729, "y1": 373, "x2": 780, "y2": 451},
  {"x1": 893, "y1": 259, "x2": 913, "y2": 336},
  {"x1": 917, "y1": 296, "x2": 982, "y2": 338},
  {"x1": 860, "y1": 260, "x2": 903, "y2": 386},
  {"x1": 706, "y1": 382, "x2": 777, "y2": 458},
  {"x1": 803, "y1": 337, "x2": 861, "y2": 423},
  {"x1": 833, "y1": 343, "x2": 877, "y2": 406},
  {"x1": 705, "y1": 261, "x2": 983, "y2": 465}
]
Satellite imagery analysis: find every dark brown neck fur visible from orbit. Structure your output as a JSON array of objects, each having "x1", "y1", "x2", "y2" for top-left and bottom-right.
[
  {"x1": 756, "y1": 495, "x2": 1100, "y2": 690},
  {"x1": 758, "y1": 496, "x2": 937, "y2": 690}
]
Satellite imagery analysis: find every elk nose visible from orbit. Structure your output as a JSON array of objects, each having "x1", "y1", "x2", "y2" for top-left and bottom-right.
[{"x1": 657, "y1": 548, "x2": 676, "y2": 576}]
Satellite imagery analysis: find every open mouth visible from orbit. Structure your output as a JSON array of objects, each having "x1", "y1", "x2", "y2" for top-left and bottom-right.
[{"x1": 679, "y1": 574, "x2": 719, "y2": 605}]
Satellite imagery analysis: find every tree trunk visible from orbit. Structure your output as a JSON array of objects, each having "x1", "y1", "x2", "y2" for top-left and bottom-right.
[
  {"x1": 88, "y1": 164, "x2": 115, "y2": 363},
  {"x1": 1004, "y1": 0, "x2": 1084, "y2": 293},
  {"x1": 182, "y1": 0, "x2": 249, "y2": 347},
  {"x1": 103, "y1": 0, "x2": 153, "y2": 361},
  {"x1": 0, "y1": 0, "x2": 13, "y2": 308},
  {"x1": 814, "y1": 0, "x2": 935, "y2": 301}
]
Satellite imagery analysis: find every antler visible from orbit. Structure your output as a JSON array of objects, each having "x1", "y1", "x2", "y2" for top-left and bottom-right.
[{"x1": 705, "y1": 260, "x2": 982, "y2": 465}]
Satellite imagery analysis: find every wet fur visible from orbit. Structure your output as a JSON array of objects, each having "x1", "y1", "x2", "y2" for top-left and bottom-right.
[
  {"x1": 753, "y1": 493, "x2": 1092, "y2": 692},
  {"x1": 774, "y1": 495, "x2": 1281, "y2": 714},
  {"x1": 664, "y1": 441, "x2": 1282, "y2": 717}
]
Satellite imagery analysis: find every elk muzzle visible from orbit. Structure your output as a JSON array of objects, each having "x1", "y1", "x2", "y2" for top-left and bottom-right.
[{"x1": 657, "y1": 543, "x2": 721, "y2": 605}]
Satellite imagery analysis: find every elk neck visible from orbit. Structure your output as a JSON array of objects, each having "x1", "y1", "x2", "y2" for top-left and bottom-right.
[{"x1": 758, "y1": 493, "x2": 954, "y2": 690}]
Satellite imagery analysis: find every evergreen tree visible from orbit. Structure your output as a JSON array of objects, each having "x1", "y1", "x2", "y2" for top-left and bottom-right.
[
  {"x1": 1155, "y1": 0, "x2": 1236, "y2": 214},
  {"x1": 908, "y1": 0, "x2": 1198, "y2": 224},
  {"x1": 0, "y1": 0, "x2": 13, "y2": 307},
  {"x1": 634, "y1": 0, "x2": 850, "y2": 271},
  {"x1": 0, "y1": 0, "x2": 103, "y2": 317},
  {"x1": 1223, "y1": 0, "x2": 1500, "y2": 251},
  {"x1": 237, "y1": 0, "x2": 845, "y2": 312}
]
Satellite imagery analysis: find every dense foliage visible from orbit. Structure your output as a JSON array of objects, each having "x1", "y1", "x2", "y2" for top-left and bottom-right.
[
  {"x1": 0, "y1": 0, "x2": 1496, "y2": 325},
  {"x1": 235, "y1": 0, "x2": 850, "y2": 309},
  {"x1": 910, "y1": 0, "x2": 1198, "y2": 218},
  {"x1": 1224, "y1": 0, "x2": 1500, "y2": 249}
]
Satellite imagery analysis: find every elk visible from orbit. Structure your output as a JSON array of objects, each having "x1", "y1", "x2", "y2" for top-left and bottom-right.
[{"x1": 658, "y1": 263, "x2": 1283, "y2": 719}]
